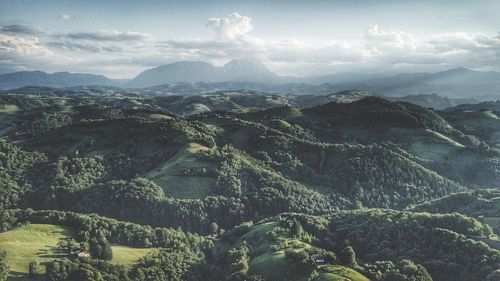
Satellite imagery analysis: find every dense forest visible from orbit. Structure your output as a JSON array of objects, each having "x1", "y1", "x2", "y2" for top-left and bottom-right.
[{"x1": 0, "y1": 88, "x2": 499, "y2": 281}]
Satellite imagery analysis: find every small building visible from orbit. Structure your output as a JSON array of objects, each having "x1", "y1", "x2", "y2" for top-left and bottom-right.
[
  {"x1": 77, "y1": 251, "x2": 91, "y2": 258},
  {"x1": 70, "y1": 249, "x2": 90, "y2": 258},
  {"x1": 311, "y1": 254, "x2": 325, "y2": 264}
]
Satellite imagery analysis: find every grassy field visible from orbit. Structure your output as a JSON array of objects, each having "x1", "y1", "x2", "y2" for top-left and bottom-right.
[
  {"x1": 407, "y1": 129, "x2": 462, "y2": 161},
  {"x1": 0, "y1": 104, "x2": 20, "y2": 113},
  {"x1": 110, "y1": 245, "x2": 152, "y2": 266},
  {"x1": 0, "y1": 224, "x2": 152, "y2": 281},
  {"x1": 245, "y1": 223, "x2": 313, "y2": 281},
  {"x1": 315, "y1": 265, "x2": 370, "y2": 281},
  {"x1": 148, "y1": 113, "x2": 173, "y2": 120},
  {"x1": 146, "y1": 142, "x2": 214, "y2": 199},
  {"x1": 0, "y1": 224, "x2": 72, "y2": 281},
  {"x1": 425, "y1": 129, "x2": 465, "y2": 148}
]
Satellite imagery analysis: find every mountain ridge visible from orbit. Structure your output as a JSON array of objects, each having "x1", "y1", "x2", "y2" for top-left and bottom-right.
[
  {"x1": 0, "y1": 70, "x2": 129, "y2": 90},
  {"x1": 1, "y1": 60, "x2": 500, "y2": 100}
]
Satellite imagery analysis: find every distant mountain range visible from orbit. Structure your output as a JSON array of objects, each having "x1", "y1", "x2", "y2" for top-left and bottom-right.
[
  {"x1": 0, "y1": 71, "x2": 128, "y2": 89},
  {"x1": 126, "y1": 58, "x2": 279, "y2": 88},
  {"x1": 126, "y1": 58, "x2": 390, "y2": 88},
  {"x1": 345, "y1": 67, "x2": 500, "y2": 99},
  {"x1": 1, "y1": 58, "x2": 500, "y2": 100}
]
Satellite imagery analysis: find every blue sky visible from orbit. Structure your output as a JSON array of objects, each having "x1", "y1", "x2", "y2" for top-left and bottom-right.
[{"x1": 1, "y1": 0, "x2": 499, "y2": 78}]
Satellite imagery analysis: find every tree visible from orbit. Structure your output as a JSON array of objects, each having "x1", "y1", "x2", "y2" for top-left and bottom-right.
[
  {"x1": 339, "y1": 246, "x2": 356, "y2": 267},
  {"x1": 209, "y1": 222, "x2": 219, "y2": 235},
  {"x1": 285, "y1": 249, "x2": 311, "y2": 266},
  {"x1": 101, "y1": 243, "x2": 113, "y2": 261},
  {"x1": 89, "y1": 237, "x2": 113, "y2": 260},
  {"x1": 398, "y1": 260, "x2": 432, "y2": 281},
  {"x1": 381, "y1": 272, "x2": 407, "y2": 281},
  {"x1": 0, "y1": 252, "x2": 8, "y2": 281},
  {"x1": 291, "y1": 219, "x2": 303, "y2": 238},
  {"x1": 28, "y1": 261, "x2": 43, "y2": 276}
]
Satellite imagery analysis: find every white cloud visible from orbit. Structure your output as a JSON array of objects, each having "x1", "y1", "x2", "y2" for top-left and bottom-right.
[
  {"x1": 363, "y1": 24, "x2": 417, "y2": 53},
  {"x1": 206, "y1": 12, "x2": 253, "y2": 40},
  {"x1": 0, "y1": 34, "x2": 52, "y2": 57},
  {"x1": 0, "y1": 33, "x2": 78, "y2": 73}
]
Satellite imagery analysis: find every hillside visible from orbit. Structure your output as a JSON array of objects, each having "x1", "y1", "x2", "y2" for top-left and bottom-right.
[
  {"x1": 440, "y1": 102, "x2": 500, "y2": 149},
  {"x1": 409, "y1": 189, "x2": 500, "y2": 233},
  {"x1": 0, "y1": 224, "x2": 72, "y2": 280},
  {"x1": 2, "y1": 208, "x2": 499, "y2": 281},
  {"x1": 388, "y1": 94, "x2": 477, "y2": 110},
  {"x1": 1, "y1": 89, "x2": 500, "y2": 281},
  {"x1": 0, "y1": 223, "x2": 152, "y2": 280},
  {"x1": 1, "y1": 90, "x2": 498, "y2": 233},
  {"x1": 231, "y1": 96, "x2": 499, "y2": 188}
]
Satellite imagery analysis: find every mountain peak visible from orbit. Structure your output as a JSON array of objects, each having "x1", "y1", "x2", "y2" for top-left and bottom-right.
[
  {"x1": 441, "y1": 67, "x2": 473, "y2": 74},
  {"x1": 221, "y1": 58, "x2": 277, "y2": 83},
  {"x1": 224, "y1": 57, "x2": 267, "y2": 67},
  {"x1": 223, "y1": 58, "x2": 272, "y2": 73},
  {"x1": 128, "y1": 58, "x2": 279, "y2": 88}
]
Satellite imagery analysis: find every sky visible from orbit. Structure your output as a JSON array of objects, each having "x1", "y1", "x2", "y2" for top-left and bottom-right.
[{"x1": 0, "y1": 0, "x2": 499, "y2": 78}]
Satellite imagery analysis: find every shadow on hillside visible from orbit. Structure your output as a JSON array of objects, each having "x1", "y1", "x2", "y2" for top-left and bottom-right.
[
  {"x1": 7, "y1": 270, "x2": 41, "y2": 281},
  {"x1": 35, "y1": 244, "x2": 68, "y2": 259}
]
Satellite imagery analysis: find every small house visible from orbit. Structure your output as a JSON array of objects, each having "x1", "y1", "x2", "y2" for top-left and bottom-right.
[
  {"x1": 77, "y1": 251, "x2": 91, "y2": 258},
  {"x1": 70, "y1": 248, "x2": 91, "y2": 258},
  {"x1": 311, "y1": 254, "x2": 325, "y2": 264}
]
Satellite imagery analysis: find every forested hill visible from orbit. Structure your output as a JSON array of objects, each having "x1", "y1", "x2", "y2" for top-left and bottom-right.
[
  {"x1": 0, "y1": 89, "x2": 499, "y2": 281},
  {"x1": 1, "y1": 208, "x2": 498, "y2": 281},
  {"x1": 409, "y1": 189, "x2": 500, "y2": 233},
  {"x1": 1, "y1": 91, "x2": 498, "y2": 232}
]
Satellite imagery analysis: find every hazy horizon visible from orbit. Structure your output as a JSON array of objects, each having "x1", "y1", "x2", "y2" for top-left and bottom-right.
[
  {"x1": 2, "y1": 58, "x2": 499, "y2": 81},
  {"x1": 1, "y1": 0, "x2": 499, "y2": 78}
]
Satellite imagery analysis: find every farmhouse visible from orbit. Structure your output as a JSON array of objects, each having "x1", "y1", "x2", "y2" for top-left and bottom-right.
[{"x1": 70, "y1": 249, "x2": 91, "y2": 258}]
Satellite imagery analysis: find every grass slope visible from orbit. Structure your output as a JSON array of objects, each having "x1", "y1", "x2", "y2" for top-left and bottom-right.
[
  {"x1": 146, "y1": 142, "x2": 214, "y2": 199},
  {"x1": 315, "y1": 265, "x2": 370, "y2": 281},
  {"x1": 110, "y1": 245, "x2": 153, "y2": 266},
  {"x1": 0, "y1": 224, "x2": 72, "y2": 280},
  {"x1": 219, "y1": 222, "x2": 368, "y2": 281}
]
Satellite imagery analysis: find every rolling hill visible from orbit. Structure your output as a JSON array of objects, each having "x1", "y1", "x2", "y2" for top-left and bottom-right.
[
  {"x1": 3, "y1": 208, "x2": 497, "y2": 281},
  {"x1": 1, "y1": 88, "x2": 500, "y2": 281}
]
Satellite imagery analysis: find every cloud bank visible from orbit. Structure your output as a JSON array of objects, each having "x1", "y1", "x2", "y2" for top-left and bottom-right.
[{"x1": 0, "y1": 13, "x2": 499, "y2": 77}]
